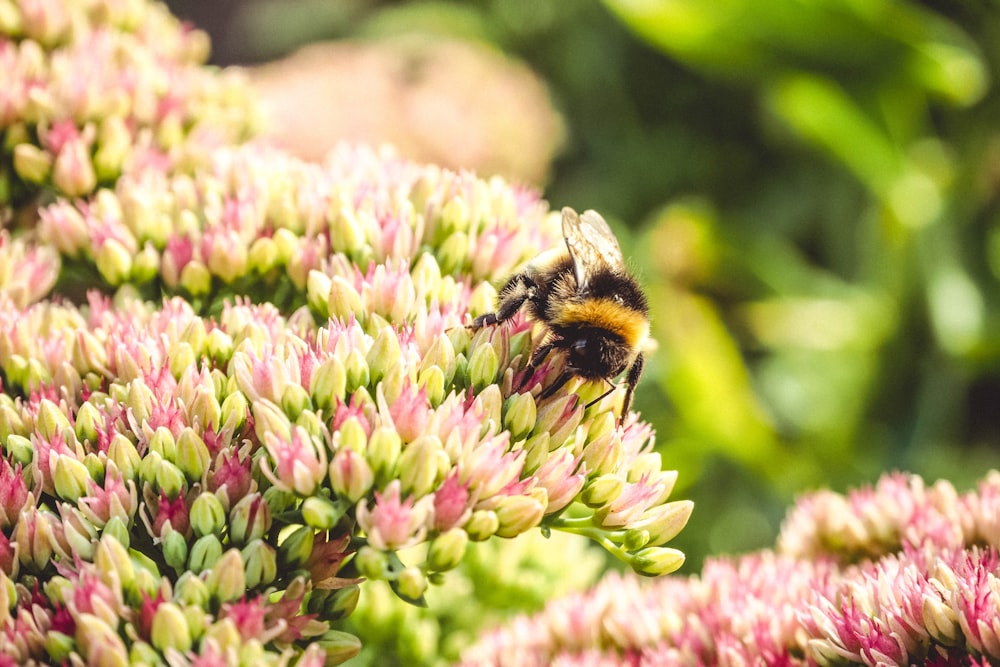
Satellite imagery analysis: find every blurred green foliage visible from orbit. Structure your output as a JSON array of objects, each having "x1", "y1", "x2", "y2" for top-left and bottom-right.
[{"x1": 168, "y1": 0, "x2": 1000, "y2": 568}]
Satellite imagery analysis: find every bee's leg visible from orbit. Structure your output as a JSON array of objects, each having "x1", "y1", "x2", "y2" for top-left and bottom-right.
[
  {"x1": 619, "y1": 353, "x2": 645, "y2": 423},
  {"x1": 470, "y1": 274, "x2": 535, "y2": 329},
  {"x1": 517, "y1": 340, "x2": 555, "y2": 390},
  {"x1": 584, "y1": 380, "x2": 616, "y2": 409},
  {"x1": 539, "y1": 368, "x2": 575, "y2": 400}
]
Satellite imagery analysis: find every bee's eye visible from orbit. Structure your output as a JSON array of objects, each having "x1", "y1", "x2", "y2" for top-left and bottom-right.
[{"x1": 572, "y1": 339, "x2": 589, "y2": 357}]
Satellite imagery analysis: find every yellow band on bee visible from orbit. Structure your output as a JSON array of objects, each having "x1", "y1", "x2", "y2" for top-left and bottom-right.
[{"x1": 553, "y1": 299, "x2": 649, "y2": 349}]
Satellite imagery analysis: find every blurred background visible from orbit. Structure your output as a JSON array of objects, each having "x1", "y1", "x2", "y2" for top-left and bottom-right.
[{"x1": 164, "y1": 0, "x2": 1000, "y2": 572}]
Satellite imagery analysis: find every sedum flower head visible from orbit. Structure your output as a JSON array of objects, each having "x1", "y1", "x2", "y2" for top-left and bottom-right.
[
  {"x1": 0, "y1": 2, "x2": 688, "y2": 665},
  {"x1": 1, "y1": 0, "x2": 260, "y2": 208},
  {"x1": 461, "y1": 470, "x2": 1000, "y2": 667}
]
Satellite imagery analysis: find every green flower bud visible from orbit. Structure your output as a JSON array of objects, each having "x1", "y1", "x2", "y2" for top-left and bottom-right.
[
  {"x1": 624, "y1": 500, "x2": 694, "y2": 548},
  {"x1": 74, "y1": 401, "x2": 101, "y2": 445},
  {"x1": 307, "y1": 270, "x2": 332, "y2": 315},
  {"x1": 52, "y1": 454, "x2": 89, "y2": 502},
  {"x1": 468, "y1": 281, "x2": 498, "y2": 321},
  {"x1": 582, "y1": 432, "x2": 623, "y2": 478},
  {"x1": 494, "y1": 493, "x2": 545, "y2": 538},
  {"x1": 61, "y1": 507, "x2": 98, "y2": 561},
  {"x1": 240, "y1": 539, "x2": 277, "y2": 589},
  {"x1": 420, "y1": 334, "x2": 457, "y2": 387},
  {"x1": 354, "y1": 546, "x2": 388, "y2": 580},
  {"x1": 128, "y1": 641, "x2": 159, "y2": 665},
  {"x1": 131, "y1": 244, "x2": 160, "y2": 284},
  {"x1": 272, "y1": 228, "x2": 298, "y2": 265},
  {"x1": 206, "y1": 328, "x2": 234, "y2": 365},
  {"x1": 398, "y1": 435, "x2": 446, "y2": 498},
  {"x1": 329, "y1": 448, "x2": 374, "y2": 503},
  {"x1": 94, "y1": 116, "x2": 131, "y2": 181},
  {"x1": 281, "y1": 383, "x2": 312, "y2": 420},
  {"x1": 205, "y1": 549, "x2": 247, "y2": 603},
  {"x1": 190, "y1": 492, "x2": 226, "y2": 538},
  {"x1": 107, "y1": 434, "x2": 140, "y2": 482},
  {"x1": 417, "y1": 366, "x2": 446, "y2": 407},
  {"x1": 503, "y1": 392, "x2": 537, "y2": 440},
  {"x1": 467, "y1": 342, "x2": 499, "y2": 392},
  {"x1": 155, "y1": 460, "x2": 186, "y2": 499},
  {"x1": 189, "y1": 534, "x2": 224, "y2": 574},
  {"x1": 344, "y1": 348, "x2": 370, "y2": 394},
  {"x1": 630, "y1": 546, "x2": 686, "y2": 577},
  {"x1": 176, "y1": 428, "x2": 210, "y2": 483},
  {"x1": 278, "y1": 525, "x2": 314, "y2": 570},
  {"x1": 173, "y1": 572, "x2": 210, "y2": 608},
  {"x1": 249, "y1": 236, "x2": 280, "y2": 275},
  {"x1": 301, "y1": 496, "x2": 344, "y2": 531},
  {"x1": 464, "y1": 510, "x2": 499, "y2": 542},
  {"x1": 427, "y1": 528, "x2": 468, "y2": 572},
  {"x1": 229, "y1": 493, "x2": 272, "y2": 545},
  {"x1": 201, "y1": 618, "x2": 241, "y2": 655},
  {"x1": 147, "y1": 427, "x2": 176, "y2": 462},
  {"x1": 329, "y1": 275, "x2": 365, "y2": 323},
  {"x1": 310, "y1": 357, "x2": 347, "y2": 411},
  {"x1": 473, "y1": 384, "x2": 503, "y2": 428},
  {"x1": 82, "y1": 452, "x2": 107, "y2": 488},
  {"x1": 76, "y1": 614, "x2": 129, "y2": 667},
  {"x1": 95, "y1": 239, "x2": 133, "y2": 285},
  {"x1": 581, "y1": 474, "x2": 625, "y2": 507},
  {"x1": 520, "y1": 432, "x2": 550, "y2": 474},
  {"x1": 440, "y1": 196, "x2": 471, "y2": 235},
  {"x1": 151, "y1": 602, "x2": 192, "y2": 653},
  {"x1": 102, "y1": 516, "x2": 130, "y2": 548},
  {"x1": 126, "y1": 380, "x2": 154, "y2": 428},
  {"x1": 13, "y1": 143, "x2": 52, "y2": 183},
  {"x1": 44, "y1": 631, "x2": 74, "y2": 663},
  {"x1": 36, "y1": 398, "x2": 71, "y2": 442},
  {"x1": 5, "y1": 355, "x2": 27, "y2": 389},
  {"x1": 363, "y1": 428, "x2": 398, "y2": 484},
  {"x1": 252, "y1": 399, "x2": 292, "y2": 446},
  {"x1": 314, "y1": 630, "x2": 362, "y2": 665},
  {"x1": 366, "y1": 327, "x2": 402, "y2": 386},
  {"x1": 188, "y1": 385, "x2": 222, "y2": 432},
  {"x1": 95, "y1": 536, "x2": 134, "y2": 591},
  {"x1": 220, "y1": 390, "x2": 248, "y2": 433},
  {"x1": 5, "y1": 434, "x2": 32, "y2": 466},
  {"x1": 24, "y1": 357, "x2": 53, "y2": 394},
  {"x1": 162, "y1": 528, "x2": 188, "y2": 571},
  {"x1": 73, "y1": 329, "x2": 109, "y2": 376},
  {"x1": 330, "y1": 208, "x2": 367, "y2": 256},
  {"x1": 0, "y1": 406, "x2": 27, "y2": 446},
  {"x1": 396, "y1": 566, "x2": 427, "y2": 602},
  {"x1": 307, "y1": 585, "x2": 360, "y2": 621},
  {"x1": 180, "y1": 260, "x2": 212, "y2": 296},
  {"x1": 437, "y1": 231, "x2": 468, "y2": 276},
  {"x1": 379, "y1": 364, "x2": 406, "y2": 406},
  {"x1": 263, "y1": 485, "x2": 297, "y2": 515}
]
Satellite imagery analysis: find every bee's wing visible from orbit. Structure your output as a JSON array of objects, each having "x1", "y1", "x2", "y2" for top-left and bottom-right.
[{"x1": 561, "y1": 207, "x2": 626, "y2": 289}]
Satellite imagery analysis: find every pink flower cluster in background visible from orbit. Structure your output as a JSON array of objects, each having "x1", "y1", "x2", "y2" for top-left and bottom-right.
[{"x1": 462, "y1": 471, "x2": 1000, "y2": 666}]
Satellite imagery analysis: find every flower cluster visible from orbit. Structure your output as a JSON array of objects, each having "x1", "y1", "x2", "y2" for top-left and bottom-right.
[
  {"x1": 461, "y1": 471, "x2": 1000, "y2": 667},
  {"x1": 35, "y1": 142, "x2": 553, "y2": 308},
  {"x1": 0, "y1": 2, "x2": 691, "y2": 663},
  {"x1": 2, "y1": 0, "x2": 260, "y2": 208}
]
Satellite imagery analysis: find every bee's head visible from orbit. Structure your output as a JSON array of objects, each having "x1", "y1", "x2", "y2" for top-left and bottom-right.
[{"x1": 566, "y1": 328, "x2": 630, "y2": 380}]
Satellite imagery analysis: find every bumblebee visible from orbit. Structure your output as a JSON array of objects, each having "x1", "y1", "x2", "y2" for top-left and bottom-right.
[{"x1": 472, "y1": 207, "x2": 650, "y2": 423}]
